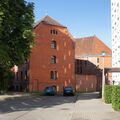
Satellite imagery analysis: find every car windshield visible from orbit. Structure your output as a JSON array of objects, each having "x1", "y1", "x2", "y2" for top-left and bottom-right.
[
  {"x1": 64, "y1": 87, "x2": 72, "y2": 90},
  {"x1": 48, "y1": 87, "x2": 53, "y2": 90},
  {"x1": 46, "y1": 87, "x2": 53, "y2": 90}
]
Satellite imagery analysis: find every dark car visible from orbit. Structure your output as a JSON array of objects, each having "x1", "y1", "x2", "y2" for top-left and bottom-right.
[
  {"x1": 44, "y1": 86, "x2": 56, "y2": 95},
  {"x1": 63, "y1": 87, "x2": 74, "y2": 96}
]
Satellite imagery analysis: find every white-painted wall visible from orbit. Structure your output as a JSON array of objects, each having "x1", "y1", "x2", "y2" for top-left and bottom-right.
[{"x1": 111, "y1": 0, "x2": 120, "y2": 85}]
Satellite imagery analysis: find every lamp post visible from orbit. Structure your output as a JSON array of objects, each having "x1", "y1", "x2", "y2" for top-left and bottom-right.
[{"x1": 102, "y1": 51, "x2": 106, "y2": 99}]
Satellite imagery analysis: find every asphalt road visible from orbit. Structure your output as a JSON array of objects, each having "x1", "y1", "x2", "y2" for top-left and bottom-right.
[{"x1": 0, "y1": 93, "x2": 120, "y2": 120}]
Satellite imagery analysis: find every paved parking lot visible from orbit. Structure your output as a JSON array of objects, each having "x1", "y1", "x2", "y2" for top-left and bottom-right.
[{"x1": 0, "y1": 93, "x2": 120, "y2": 120}]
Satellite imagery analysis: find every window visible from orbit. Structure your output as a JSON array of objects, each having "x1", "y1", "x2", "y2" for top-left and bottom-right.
[
  {"x1": 77, "y1": 66, "x2": 79, "y2": 74},
  {"x1": 77, "y1": 60, "x2": 79, "y2": 65},
  {"x1": 16, "y1": 72, "x2": 18, "y2": 81},
  {"x1": 56, "y1": 31, "x2": 58, "y2": 35},
  {"x1": 76, "y1": 60, "x2": 83, "y2": 74},
  {"x1": 51, "y1": 71, "x2": 54, "y2": 80},
  {"x1": 97, "y1": 58, "x2": 99, "y2": 63},
  {"x1": 50, "y1": 30, "x2": 58, "y2": 35},
  {"x1": 25, "y1": 71, "x2": 27, "y2": 80},
  {"x1": 97, "y1": 65, "x2": 99, "y2": 69},
  {"x1": 80, "y1": 67, "x2": 82, "y2": 74},
  {"x1": 50, "y1": 30, "x2": 52, "y2": 34},
  {"x1": 51, "y1": 41, "x2": 56, "y2": 49},
  {"x1": 55, "y1": 71, "x2": 58, "y2": 80},
  {"x1": 53, "y1": 30, "x2": 55, "y2": 34},
  {"x1": 51, "y1": 56, "x2": 56, "y2": 64},
  {"x1": 117, "y1": 3, "x2": 119, "y2": 7},
  {"x1": 21, "y1": 71, "x2": 23, "y2": 80},
  {"x1": 50, "y1": 71, "x2": 58, "y2": 80},
  {"x1": 85, "y1": 61, "x2": 87, "y2": 67}
]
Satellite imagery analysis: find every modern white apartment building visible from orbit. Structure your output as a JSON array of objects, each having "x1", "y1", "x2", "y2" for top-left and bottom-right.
[{"x1": 111, "y1": 0, "x2": 120, "y2": 85}]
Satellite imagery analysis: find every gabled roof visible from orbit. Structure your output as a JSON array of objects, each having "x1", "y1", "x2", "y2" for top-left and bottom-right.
[
  {"x1": 33, "y1": 15, "x2": 66, "y2": 28},
  {"x1": 75, "y1": 36, "x2": 112, "y2": 56}
]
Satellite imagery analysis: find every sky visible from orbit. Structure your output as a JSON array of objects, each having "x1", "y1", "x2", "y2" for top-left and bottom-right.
[{"x1": 26, "y1": 0, "x2": 112, "y2": 48}]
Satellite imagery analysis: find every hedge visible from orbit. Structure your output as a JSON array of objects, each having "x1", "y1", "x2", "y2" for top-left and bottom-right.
[
  {"x1": 112, "y1": 85, "x2": 120, "y2": 110},
  {"x1": 104, "y1": 85, "x2": 113, "y2": 104}
]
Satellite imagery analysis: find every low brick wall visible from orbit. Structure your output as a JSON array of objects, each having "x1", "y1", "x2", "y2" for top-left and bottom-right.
[{"x1": 76, "y1": 75, "x2": 97, "y2": 92}]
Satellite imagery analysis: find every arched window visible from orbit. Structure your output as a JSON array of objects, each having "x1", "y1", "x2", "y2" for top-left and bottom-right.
[
  {"x1": 51, "y1": 71, "x2": 54, "y2": 80},
  {"x1": 51, "y1": 56, "x2": 56, "y2": 64},
  {"x1": 50, "y1": 72, "x2": 58, "y2": 80},
  {"x1": 51, "y1": 41, "x2": 56, "y2": 49},
  {"x1": 55, "y1": 71, "x2": 58, "y2": 80}
]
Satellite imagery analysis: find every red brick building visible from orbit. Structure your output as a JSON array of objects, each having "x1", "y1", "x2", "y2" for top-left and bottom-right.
[
  {"x1": 12, "y1": 17, "x2": 112, "y2": 93},
  {"x1": 75, "y1": 36, "x2": 112, "y2": 92},
  {"x1": 13, "y1": 15, "x2": 75, "y2": 92}
]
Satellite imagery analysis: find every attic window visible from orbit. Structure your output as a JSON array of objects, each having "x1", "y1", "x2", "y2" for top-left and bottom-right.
[
  {"x1": 50, "y1": 30, "x2": 58, "y2": 35},
  {"x1": 51, "y1": 30, "x2": 52, "y2": 34},
  {"x1": 53, "y1": 30, "x2": 55, "y2": 34},
  {"x1": 56, "y1": 31, "x2": 58, "y2": 35},
  {"x1": 41, "y1": 20, "x2": 46, "y2": 23}
]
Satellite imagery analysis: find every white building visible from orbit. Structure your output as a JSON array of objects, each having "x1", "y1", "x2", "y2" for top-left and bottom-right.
[{"x1": 111, "y1": 0, "x2": 120, "y2": 85}]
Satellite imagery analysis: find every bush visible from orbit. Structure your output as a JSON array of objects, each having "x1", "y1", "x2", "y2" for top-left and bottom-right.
[
  {"x1": 104, "y1": 85, "x2": 113, "y2": 104},
  {"x1": 112, "y1": 85, "x2": 120, "y2": 111}
]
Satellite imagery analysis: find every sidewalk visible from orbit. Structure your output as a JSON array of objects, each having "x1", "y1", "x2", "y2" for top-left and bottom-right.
[{"x1": 71, "y1": 93, "x2": 120, "y2": 120}]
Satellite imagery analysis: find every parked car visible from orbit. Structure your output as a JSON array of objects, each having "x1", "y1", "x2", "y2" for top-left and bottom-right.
[
  {"x1": 63, "y1": 87, "x2": 74, "y2": 96},
  {"x1": 44, "y1": 86, "x2": 56, "y2": 95}
]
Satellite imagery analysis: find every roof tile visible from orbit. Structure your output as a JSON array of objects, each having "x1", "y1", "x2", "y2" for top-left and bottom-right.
[{"x1": 33, "y1": 15, "x2": 66, "y2": 28}]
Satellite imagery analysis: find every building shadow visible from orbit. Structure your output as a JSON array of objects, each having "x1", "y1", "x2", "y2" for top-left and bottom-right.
[
  {"x1": 75, "y1": 59, "x2": 102, "y2": 91},
  {"x1": 76, "y1": 92, "x2": 100, "y2": 101},
  {"x1": 0, "y1": 94, "x2": 76, "y2": 114}
]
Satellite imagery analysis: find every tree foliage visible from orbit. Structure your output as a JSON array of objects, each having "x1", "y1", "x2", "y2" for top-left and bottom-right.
[
  {"x1": 0, "y1": 0, "x2": 34, "y2": 69},
  {"x1": 0, "y1": 0, "x2": 35, "y2": 90}
]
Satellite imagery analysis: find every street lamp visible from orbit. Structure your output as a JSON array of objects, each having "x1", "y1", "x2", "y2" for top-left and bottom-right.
[{"x1": 101, "y1": 51, "x2": 106, "y2": 99}]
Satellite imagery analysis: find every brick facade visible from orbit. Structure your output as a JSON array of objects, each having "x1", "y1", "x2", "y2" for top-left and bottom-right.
[
  {"x1": 13, "y1": 16, "x2": 75, "y2": 92},
  {"x1": 29, "y1": 23, "x2": 75, "y2": 92},
  {"x1": 12, "y1": 17, "x2": 112, "y2": 93},
  {"x1": 75, "y1": 36, "x2": 112, "y2": 91},
  {"x1": 76, "y1": 75, "x2": 97, "y2": 92}
]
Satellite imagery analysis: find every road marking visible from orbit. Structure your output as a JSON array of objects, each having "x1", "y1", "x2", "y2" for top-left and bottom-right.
[
  {"x1": 10, "y1": 106, "x2": 15, "y2": 110},
  {"x1": 21, "y1": 102, "x2": 29, "y2": 106}
]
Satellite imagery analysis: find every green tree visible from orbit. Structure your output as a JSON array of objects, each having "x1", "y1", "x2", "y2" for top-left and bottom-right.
[{"x1": 0, "y1": 0, "x2": 35, "y2": 91}]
